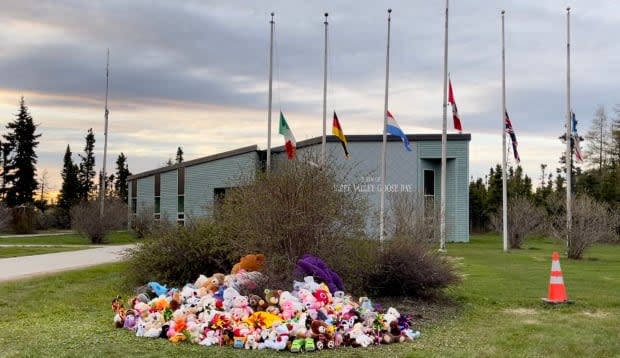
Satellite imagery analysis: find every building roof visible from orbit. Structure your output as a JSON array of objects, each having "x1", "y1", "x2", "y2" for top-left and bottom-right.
[{"x1": 128, "y1": 133, "x2": 471, "y2": 180}]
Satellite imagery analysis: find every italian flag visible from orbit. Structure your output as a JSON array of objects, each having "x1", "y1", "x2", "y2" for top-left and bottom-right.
[{"x1": 279, "y1": 111, "x2": 296, "y2": 160}]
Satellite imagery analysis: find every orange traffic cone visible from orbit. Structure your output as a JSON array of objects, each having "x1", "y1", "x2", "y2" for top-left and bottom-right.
[{"x1": 542, "y1": 251, "x2": 571, "y2": 304}]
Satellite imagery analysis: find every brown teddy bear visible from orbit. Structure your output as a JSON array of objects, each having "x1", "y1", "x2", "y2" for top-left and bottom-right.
[
  {"x1": 231, "y1": 254, "x2": 266, "y2": 274},
  {"x1": 310, "y1": 320, "x2": 335, "y2": 350}
]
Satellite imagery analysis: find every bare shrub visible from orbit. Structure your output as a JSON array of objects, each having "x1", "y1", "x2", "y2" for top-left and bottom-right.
[
  {"x1": 550, "y1": 194, "x2": 617, "y2": 259},
  {"x1": 130, "y1": 204, "x2": 155, "y2": 239},
  {"x1": 386, "y1": 191, "x2": 438, "y2": 244},
  {"x1": 0, "y1": 203, "x2": 11, "y2": 232},
  {"x1": 123, "y1": 218, "x2": 233, "y2": 289},
  {"x1": 71, "y1": 199, "x2": 128, "y2": 244},
  {"x1": 10, "y1": 205, "x2": 36, "y2": 234},
  {"x1": 490, "y1": 196, "x2": 546, "y2": 249},
  {"x1": 216, "y1": 151, "x2": 369, "y2": 290},
  {"x1": 367, "y1": 238, "x2": 461, "y2": 298}
]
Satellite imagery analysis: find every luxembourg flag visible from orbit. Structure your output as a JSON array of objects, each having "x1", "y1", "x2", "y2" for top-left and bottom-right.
[{"x1": 386, "y1": 110, "x2": 412, "y2": 151}]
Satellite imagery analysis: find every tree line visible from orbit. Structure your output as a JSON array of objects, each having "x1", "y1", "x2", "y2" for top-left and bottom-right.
[
  {"x1": 469, "y1": 105, "x2": 620, "y2": 246},
  {"x1": 0, "y1": 97, "x2": 132, "y2": 231}
]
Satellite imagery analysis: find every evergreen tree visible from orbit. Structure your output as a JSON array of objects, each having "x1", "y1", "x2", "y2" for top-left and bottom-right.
[
  {"x1": 78, "y1": 128, "x2": 96, "y2": 201},
  {"x1": 58, "y1": 145, "x2": 80, "y2": 210},
  {"x1": 114, "y1": 152, "x2": 131, "y2": 203},
  {"x1": 469, "y1": 177, "x2": 489, "y2": 232},
  {"x1": 2, "y1": 97, "x2": 41, "y2": 206},
  {"x1": 486, "y1": 164, "x2": 503, "y2": 214},
  {"x1": 0, "y1": 139, "x2": 14, "y2": 201},
  {"x1": 175, "y1": 146, "x2": 184, "y2": 164}
]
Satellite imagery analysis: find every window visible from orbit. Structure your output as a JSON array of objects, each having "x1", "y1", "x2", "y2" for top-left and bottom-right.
[
  {"x1": 423, "y1": 170, "x2": 435, "y2": 214},
  {"x1": 131, "y1": 198, "x2": 137, "y2": 214},
  {"x1": 154, "y1": 197, "x2": 160, "y2": 214},
  {"x1": 178, "y1": 195, "x2": 184, "y2": 213}
]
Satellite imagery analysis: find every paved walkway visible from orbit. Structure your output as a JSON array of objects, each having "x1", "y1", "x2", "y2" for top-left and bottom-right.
[{"x1": 0, "y1": 244, "x2": 134, "y2": 283}]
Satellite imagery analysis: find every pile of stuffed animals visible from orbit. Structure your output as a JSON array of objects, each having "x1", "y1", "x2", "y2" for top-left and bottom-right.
[{"x1": 111, "y1": 253, "x2": 421, "y2": 351}]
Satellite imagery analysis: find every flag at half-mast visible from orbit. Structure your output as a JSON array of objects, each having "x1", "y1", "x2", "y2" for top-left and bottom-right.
[
  {"x1": 278, "y1": 111, "x2": 296, "y2": 160},
  {"x1": 386, "y1": 111, "x2": 412, "y2": 151},
  {"x1": 332, "y1": 111, "x2": 349, "y2": 158},
  {"x1": 572, "y1": 111, "x2": 584, "y2": 162},
  {"x1": 504, "y1": 111, "x2": 520, "y2": 164},
  {"x1": 448, "y1": 79, "x2": 463, "y2": 133}
]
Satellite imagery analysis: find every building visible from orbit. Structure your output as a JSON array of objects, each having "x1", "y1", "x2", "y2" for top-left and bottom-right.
[{"x1": 128, "y1": 133, "x2": 471, "y2": 242}]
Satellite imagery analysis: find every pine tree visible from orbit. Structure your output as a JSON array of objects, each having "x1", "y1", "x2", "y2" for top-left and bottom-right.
[
  {"x1": 78, "y1": 128, "x2": 96, "y2": 201},
  {"x1": 0, "y1": 139, "x2": 14, "y2": 201},
  {"x1": 58, "y1": 145, "x2": 80, "y2": 210},
  {"x1": 114, "y1": 152, "x2": 131, "y2": 203},
  {"x1": 175, "y1": 146, "x2": 184, "y2": 164},
  {"x1": 2, "y1": 97, "x2": 41, "y2": 206}
]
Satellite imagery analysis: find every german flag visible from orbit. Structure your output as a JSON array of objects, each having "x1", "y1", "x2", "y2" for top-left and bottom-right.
[{"x1": 332, "y1": 111, "x2": 349, "y2": 158}]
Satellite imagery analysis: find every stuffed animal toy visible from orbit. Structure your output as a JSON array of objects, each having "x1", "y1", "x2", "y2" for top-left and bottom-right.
[
  {"x1": 264, "y1": 289, "x2": 281, "y2": 314},
  {"x1": 123, "y1": 309, "x2": 138, "y2": 330},
  {"x1": 295, "y1": 254, "x2": 344, "y2": 294},
  {"x1": 147, "y1": 282, "x2": 169, "y2": 297},
  {"x1": 247, "y1": 294, "x2": 267, "y2": 312},
  {"x1": 111, "y1": 296, "x2": 126, "y2": 328},
  {"x1": 142, "y1": 311, "x2": 166, "y2": 338},
  {"x1": 199, "y1": 329, "x2": 220, "y2": 346},
  {"x1": 258, "y1": 322, "x2": 290, "y2": 351},
  {"x1": 383, "y1": 307, "x2": 401, "y2": 325},
  {"x1": 348, "y1": 322, "x2": 374, "y2": 348},
  {"x1": 382, "y1": 320, "x2": 406, "y2": 344},
  {"x1": 244, "y1": 330, "x2": 260, "y2": 349},
  {"x1": 310, "y1": 320, "x2": 336, "y2": 350},
  {"x1": 230, "y1": 295, "x2": 254, "y2": 321},
  {"x1": 279, "y1": 291, "x2": 302, "y2": 321},
  {"x1": 226, "y1": 270, "x2": 267, "y2": 295},
  {"x1": 231, "y1": 253, "x2": 266, "y2": 274}
]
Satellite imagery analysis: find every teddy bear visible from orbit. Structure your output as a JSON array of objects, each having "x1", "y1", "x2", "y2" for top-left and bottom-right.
[
  {"x1": 122, "y1": 309, "x2": 138, "y2": 330},
  {"x1": 264, "y1": 289, "x2": 281, "y2": 315},
  {"x1": 295, "y1": 254, "x2": 344, "y2": 294},
  {"x1": 232, "y1": 253, "x2": 266, "y2": 274},
  {"x1": 247, "y1": 294, "x2": 267, "y2": 312},
  {"x1": 230, "y1": 295, "x2": 254, "y2": 321},
  {"x1": 244, "y1": 330, "x2": 260, "y2": 349},
  {"x1": 258, "y1": 322, "x2": 290, "y2": 351},
  {"x1": 199, "y1": 329, "x2": 220, "y2": 346},
  {"x1": 382, "y1": 320, "x2": 406, "y2": 344},
  {"x1": 278, "y1": 291, "x2": 303, "y2": 320},
  {"x1": 195, "y1": 273, "x2": 226, "y2": 295},
  {"x1": 111, "y1": 296, "x2": 126, "y2": 328},
  {"x1": 310, "y1": 320, "x2": 336, "y2": 350},
  {"x1": 347, "y1": 322, "x2": 374, "y2": 348}
]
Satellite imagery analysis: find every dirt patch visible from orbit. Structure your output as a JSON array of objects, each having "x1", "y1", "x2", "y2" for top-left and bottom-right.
[
  {"x1": 377, "y1": 295, "x2": 462, "y2": 329},
  {"x1": 504, "y1": 308, "x2": 538, "y2": 315},
  {"x1": 581, "y1": 310, "x2": 608, "y2": 318}
]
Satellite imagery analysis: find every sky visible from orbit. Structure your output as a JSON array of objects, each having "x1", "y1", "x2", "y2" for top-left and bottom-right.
[{"x1": 1, "y1": 0, "x2": 618, "y2": 200}]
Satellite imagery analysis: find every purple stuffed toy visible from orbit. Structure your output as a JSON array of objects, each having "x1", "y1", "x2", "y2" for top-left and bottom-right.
[{"x1": 295, "y1": 254, "x2": 344, "y2": 293}]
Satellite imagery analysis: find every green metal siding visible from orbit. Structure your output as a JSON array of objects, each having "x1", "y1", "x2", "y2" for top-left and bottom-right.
[
  {"x1": 160, "y1": 170, "x2": 177, "y2": 222},
  {"x1": 136, "y1": 176, "x2": 154, "y2": 215},
  {"x1": 184, "y1": 151, "x2": 259, "y2": 219}
]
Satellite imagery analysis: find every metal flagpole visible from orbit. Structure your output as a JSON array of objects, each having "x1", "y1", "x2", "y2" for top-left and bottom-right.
[
  {"x1": 380, "y1": 8, "x2": 392, "y2": 249},
  {"x1": 266, "y1": 12, "x2": 275, "y2": 172},
  {"x1": 321, "y1": 13, "x2": 329, "y2": 166},
  {"x1": 439, "y1": 0, "x2": 449, "y2": 252},
  {"x1": 501, "y1": 11, "x2": 508, "y2": 253},
  {"x1": 565, "y1": 7, "x2": 572, "y2": 249},
  {"x1": 99, "y1": 49, "x2": 110, "y2": 219}
]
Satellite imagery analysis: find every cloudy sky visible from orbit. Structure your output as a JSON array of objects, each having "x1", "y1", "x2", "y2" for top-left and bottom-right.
[{"x1": 0, "y1": 0, "x2": 618, "y2": 198}]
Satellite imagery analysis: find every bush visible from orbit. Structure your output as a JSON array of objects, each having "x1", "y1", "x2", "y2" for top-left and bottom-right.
[
  {"x1": 216, "y1": 152, "x2": 369, "y2": 290},
  {"x1": 35, "y1": 208, "x2": 58, "y2": 230},
  {"x1": 386, "y1": 192, "x2": 438, "y2": 244},
  {"x1": 71, "y1": 199, "x2": 128, "y2": 244},
  {"x1": 122, "y1": 218, "x2": 233, "y2": 289},
  {"x1": 490, "y1": 196, "x2": 546, "y2": 249},
  {"x1": 10, "y1": 205, "x2": 36, "y2": 234},
  {"x1": 0, "y1": 202, "x2": 10, "y2": 232},
  {"x1": 130, "y1": 204, "x2": 155, "y2": 239},
  {"x1": 550, "y1": 194, "x2": 617, "y2": 259},
  {"x1": 366, "y1": 238, "x2": 461, "y2": 298}
]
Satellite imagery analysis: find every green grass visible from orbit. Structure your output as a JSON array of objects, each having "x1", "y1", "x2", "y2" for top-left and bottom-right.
[
  {"x1": 0, "y1": 246, "x2": 90, "y2": 258},
  {"x1": 0, "y1": 234, "x2": 618, "y2": 357},
  {"x1": 0, "y1": 230, "x2": 137, "y2": 246}
]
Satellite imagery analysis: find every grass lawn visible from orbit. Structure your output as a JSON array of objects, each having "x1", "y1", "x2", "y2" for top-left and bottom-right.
[
  {"x1": 0, "y1": 234, "x2": 618, "y2": 357},
  {"x1": 0, "y1": 230, "x2": 137, "y2": 246},
  {"x1": 0, "y1": 246, "x2": 90, "y2": 258}
]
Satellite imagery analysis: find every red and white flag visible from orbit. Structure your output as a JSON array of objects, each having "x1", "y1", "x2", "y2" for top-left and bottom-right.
[{"x1": 448, "y1": 79, "x2": 463, "y2": 133}]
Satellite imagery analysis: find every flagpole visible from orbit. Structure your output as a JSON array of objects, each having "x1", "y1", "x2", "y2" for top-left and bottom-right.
[
  {"x1": 321, "y1": 13, "x2": 329, "y2": 165},
  {"x1": 99, "y1": 48, "x2": 110, "y2": 219},
  {"x1": 565, "y1": 6, "x2": 572, "y2": 249},
  {"x1": 501, "y1": 11, "x2": 508, "y2": 253},
  {"x1": 266, "y1": 12, "x2": 275, "y2": 172},
  {"x1": 439, "y1": 0, "x2": 449, "y2": 252},
  {"x1": 380, "y1": 8, "x2": 392, "y2": 249}
]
